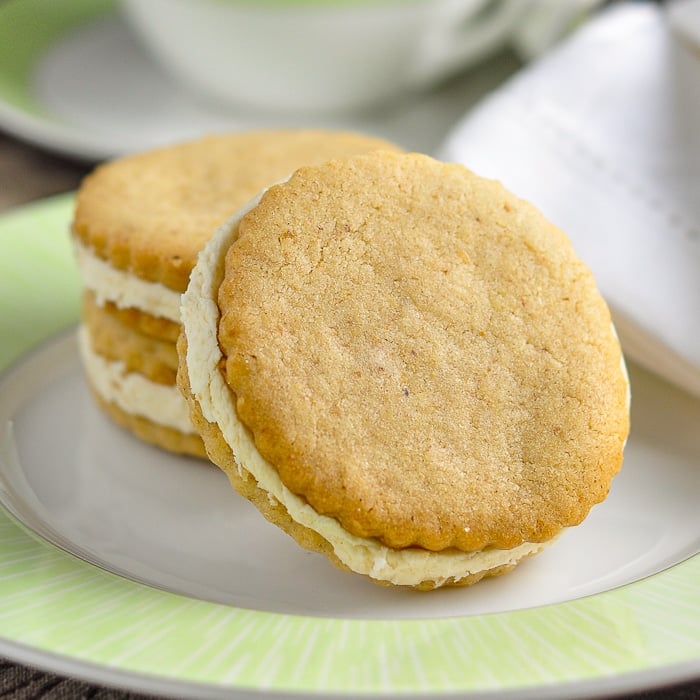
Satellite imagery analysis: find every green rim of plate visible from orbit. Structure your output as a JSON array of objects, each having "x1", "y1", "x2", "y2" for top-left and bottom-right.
[
  {"x1": 0, "y1": 0, "x2": 116, "y2": 117},
  {"x1": 0, "y1": 194, "x2": 699, "y2": 695}
]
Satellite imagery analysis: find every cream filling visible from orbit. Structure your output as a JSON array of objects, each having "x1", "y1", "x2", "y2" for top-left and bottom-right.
[
  {"x1": 73, "y1": 237, "x2": 182, "y2": 323},
  {"x1": 78, "y1": 326, "x2": 195, "y2": 434},
  {"x1": 181, "y1": 192, "x2": 553, "y2": 587}
]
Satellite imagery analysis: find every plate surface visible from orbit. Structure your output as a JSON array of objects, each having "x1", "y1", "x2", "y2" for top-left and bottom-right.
[
  {"x1": 0, "y1": 0, "x2": 519, "y2": 161},
  {"x1": 0, "y1": 198, "x2": 699, "y2": 698}
]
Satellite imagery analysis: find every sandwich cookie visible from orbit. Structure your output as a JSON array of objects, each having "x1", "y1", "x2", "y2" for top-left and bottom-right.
[
  {"x1": 72, "y1": 130, "x2": 403, "y2": 457},
  {"x1": 178, "y1": 151, "x2": 630, "y2": 589}
]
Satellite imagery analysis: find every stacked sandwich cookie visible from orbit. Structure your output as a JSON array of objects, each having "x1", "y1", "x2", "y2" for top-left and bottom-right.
[
  {"x1": 178, "y1": 151, "x2": 630, "y2": 589},
  {"x1": 72, "y1": 131, "x2": 403, "y2": 458}
]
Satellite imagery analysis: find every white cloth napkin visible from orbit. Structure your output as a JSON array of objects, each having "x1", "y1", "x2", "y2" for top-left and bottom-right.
[{"x1": 438, "y1": 2, "x2": 700, "y2": 397}]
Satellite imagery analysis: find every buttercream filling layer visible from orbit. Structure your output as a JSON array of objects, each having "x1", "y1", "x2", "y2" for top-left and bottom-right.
[
  {"x1": 182, "y1": 194, "x2": 553, "y2": 587},
  {"x1": 73, "y1": 237, "x2": 182, "y2": 323},
  {"x1": 78, "y1": 326, "x2": 195, "y2": 434}
]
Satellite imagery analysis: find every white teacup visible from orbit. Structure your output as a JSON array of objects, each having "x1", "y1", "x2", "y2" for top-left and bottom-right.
[{"x1": 120, "y1": 0, "x2": 527, "y2": 114}]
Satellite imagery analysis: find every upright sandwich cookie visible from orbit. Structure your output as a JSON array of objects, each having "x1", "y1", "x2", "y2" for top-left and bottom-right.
[
  {"x1": 72, "y1": 130, "x2": 403, "y2": 457},
  {"x1": 178, "y1": 151, "x2": 630, "y2": 589}
]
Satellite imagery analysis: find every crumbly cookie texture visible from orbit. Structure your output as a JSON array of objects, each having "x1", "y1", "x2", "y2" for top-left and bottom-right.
[
  {"x1": 72, "y1": 130, "x2": 404, "y2": 294},
  {"x1": 72, "y1": 130, "x2": 402, "y2": 460},
  {"x1": 82, "y1": 291, "x2": 178, "y2": 385},
  {"x1": 214, "y1": 152, "x2": 630, "y2": 554},
  {"x1": 178, "y1": 152, "x2": 628, "y2": 588},
  {"x1": 177, "y1": 334, "x2": 550, "y2": 590},
  {"x1": 97, "y1": 300, "x2": 181, "y2": 344}
]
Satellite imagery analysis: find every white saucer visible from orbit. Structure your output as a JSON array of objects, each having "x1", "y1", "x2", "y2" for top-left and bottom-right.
[{"x1": 0, "y1": 0, "x2": 520, "y2": 161}]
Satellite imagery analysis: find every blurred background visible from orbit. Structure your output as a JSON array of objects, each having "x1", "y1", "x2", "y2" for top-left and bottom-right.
[{"x1": 0, "y1": 0, "x2": 612, "y2": 211}]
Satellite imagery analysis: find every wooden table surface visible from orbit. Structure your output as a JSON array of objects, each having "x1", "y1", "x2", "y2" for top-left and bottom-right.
[{"x1": 0, "y1": 130, "x2": 698, "y2": 700}]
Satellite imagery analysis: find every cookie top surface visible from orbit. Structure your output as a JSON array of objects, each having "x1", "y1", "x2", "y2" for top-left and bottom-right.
[
  {"x1": 216, "y1": 151, "x2": 630, "y2": 553},
  {"x1": 73, "y1": 130, "x2": 403, "y2": 293}
]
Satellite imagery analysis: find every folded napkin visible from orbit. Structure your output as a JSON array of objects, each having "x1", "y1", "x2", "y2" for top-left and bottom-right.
[{"x1": 438, "y1": 2, "x2": 700, "y2": 397}]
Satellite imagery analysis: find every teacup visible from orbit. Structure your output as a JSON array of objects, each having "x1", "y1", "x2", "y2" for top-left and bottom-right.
[{"x1": 120, "y1": 0, "x2": 527, "y2": 114}]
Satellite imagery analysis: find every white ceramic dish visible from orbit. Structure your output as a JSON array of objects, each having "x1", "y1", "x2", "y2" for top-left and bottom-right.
[
  {"x1": 0, "y1": 193, "x2": 698, "y2": 698},
  {"x1": 0, "y1": 0, "x2": 519, "y2": 161},
  {"x1": 119, "y1": 0, "x2": 523, "y2": 114}
]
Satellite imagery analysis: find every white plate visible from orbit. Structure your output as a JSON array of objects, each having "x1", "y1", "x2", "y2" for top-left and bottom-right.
[
  {"x1": 3, "y1": 331, "x2": 698, "y2": 621},
  {"x1": 0, "y1": 0, "x2": 519, "y2": 161},
  {"x1": 0, "y1": 195, "x2": 699, "y2": 698}
]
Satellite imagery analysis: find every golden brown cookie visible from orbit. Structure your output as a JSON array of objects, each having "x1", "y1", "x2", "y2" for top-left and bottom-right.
[
  {"x1": 83, "y1": 291, "x2": 178, "y2": 385},
  {"x1": 72, "y1": 129, "x2": 405, "y2": 297},
  {"x1": 178, "y1": 151, "x2": 630, "y2": 588},
  {"x1": 98, "y1": 300, "x2": 180, "y2": 344},
  {"x1": 72, "y1": 130, "x2": 403, "y2": 456},
  {"x1": 177, "y1": 335, "x2": 542, "y2": 590}
]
